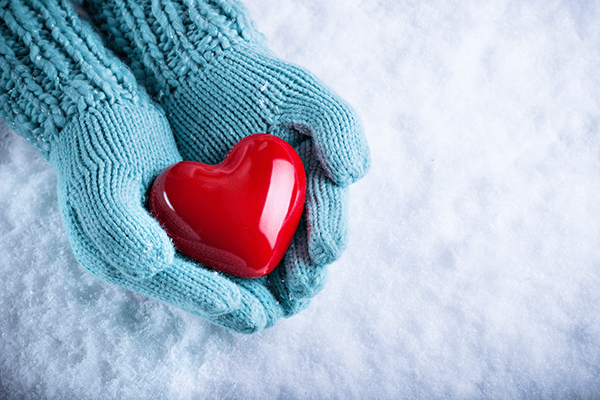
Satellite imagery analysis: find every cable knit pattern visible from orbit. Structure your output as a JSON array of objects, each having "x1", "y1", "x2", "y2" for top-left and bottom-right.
[
  {"x1": 0, "y1": 0, "x2": 282, "y2": 333},
  {"x1": 89, "y1": 0, "x2": 260, "y2": 98},
  {"x1": 0, "y1": 0, "x2": 141, "y2": 158},
  {"x1": 86, "y1": 0, "x2": 371, "y2": 317}
]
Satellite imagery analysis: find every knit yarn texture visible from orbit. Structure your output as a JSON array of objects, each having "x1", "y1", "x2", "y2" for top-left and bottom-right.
[
  {"x1": 0, "y1": 0, "x2": 142, "y2": 158},
  {"x1": 86, "y1": 0, "x2": 371, "y2": 316},
  {"x1": 0, "y1": 0, "x2": 283, "y2": 333}
]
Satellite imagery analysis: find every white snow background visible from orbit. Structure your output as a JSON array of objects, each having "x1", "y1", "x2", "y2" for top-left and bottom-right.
[{"x1": 2, "y1": 0, "x2": 600, "y2": 398}]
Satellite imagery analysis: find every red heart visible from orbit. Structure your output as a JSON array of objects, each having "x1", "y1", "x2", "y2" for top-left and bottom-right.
[{"x1": 149, "y1": 134, "x2": 306, "y2": 278}]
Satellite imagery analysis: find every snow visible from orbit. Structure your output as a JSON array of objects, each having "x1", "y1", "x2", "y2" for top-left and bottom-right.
[{"x1": 3, "y1": 0, "x2": 600, "y2": 398}]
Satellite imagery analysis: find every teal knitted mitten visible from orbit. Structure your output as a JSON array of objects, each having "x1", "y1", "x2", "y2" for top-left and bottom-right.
[
  {"x1": 85, "y1": 0, "x2": 371, "y2": 315},
  {"x1": 0, "y1": 0, "x2": 282, "y2": 332}
]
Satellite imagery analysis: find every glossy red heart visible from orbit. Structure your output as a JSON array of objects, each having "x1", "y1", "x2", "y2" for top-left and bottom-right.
[{"x1": 149, "y1": 134, "x2": 306, "y2": 278}]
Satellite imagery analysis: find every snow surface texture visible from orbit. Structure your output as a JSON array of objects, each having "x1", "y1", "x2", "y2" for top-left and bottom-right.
[{"x1": 2, "y1": 0, "x2": 600, "y2": 398}]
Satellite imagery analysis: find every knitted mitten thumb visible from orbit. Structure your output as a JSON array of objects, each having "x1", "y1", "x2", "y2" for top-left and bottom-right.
[{"x1": 0, "y1": 0, "x2": 286, "y2": 332}]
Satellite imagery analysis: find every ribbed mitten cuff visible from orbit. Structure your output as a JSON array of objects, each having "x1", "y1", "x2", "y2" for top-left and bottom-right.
[
  {"x1": 0, "y1": 0, "x2": 144, "y2": 159},
  {"x1": 86, "y1": 0, "x2": 262, "y2": 98}
]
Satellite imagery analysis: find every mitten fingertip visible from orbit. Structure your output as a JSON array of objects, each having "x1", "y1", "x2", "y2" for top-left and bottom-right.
[{"x1": 315, "y1": 120, "x2": 372, "y2": 186}]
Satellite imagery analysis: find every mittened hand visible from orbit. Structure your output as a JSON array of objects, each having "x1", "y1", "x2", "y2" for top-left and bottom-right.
[
  {"x1": 0, "y1": 0, "x2": 285, "y2": 334},
  {"x1": 48, "y1": 102, "x2": 282, "y2": 333},
  {"x1": 162, "y1": 44, "x2": 371, "y2": 315}
]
